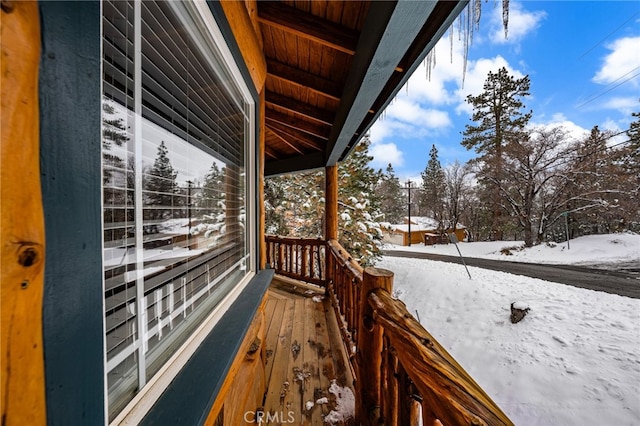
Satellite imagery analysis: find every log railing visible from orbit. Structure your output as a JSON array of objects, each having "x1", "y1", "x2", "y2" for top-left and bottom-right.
[
  {"x1": 265, "y1": 235, "x2": 513, "y2": 425},
  {"x1": 325, "y1": 239, "x2": 364, "y2": 355},
  {"x1": 264, "y1": 235, "x2": 326, "y2": 286}
]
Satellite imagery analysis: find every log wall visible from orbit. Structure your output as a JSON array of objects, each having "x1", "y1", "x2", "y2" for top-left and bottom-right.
[{"x1": 0, "y1": 2, "x2": 47, "y2": 424}]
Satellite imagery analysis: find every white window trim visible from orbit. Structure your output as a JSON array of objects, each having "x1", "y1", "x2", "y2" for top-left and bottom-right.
[
  {"x1": 110, "y1": 264, "x2": 254, "y2": 425},
  {"x1": 105, "y1": 1, "x2": 257, "y2": 424}
]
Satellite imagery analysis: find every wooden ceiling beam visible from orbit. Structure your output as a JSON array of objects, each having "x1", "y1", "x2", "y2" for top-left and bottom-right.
[
  {"x1": 265, "y1": 107, "x2": 331, "y2": 140},
  {"x1": 264, "y1": 144, "x2": 279, "y2": 160},
  {"x1": 257, "y1": 1, "x2": 359, "y2": 55},
  {"x1": 265, "y1": 91, "x2": 335, "y2": 126},
  {"x1": 266, "y1": 58, "x2": 343, "y2": 101},
  {"x1": 266, "y1": 120, "x2": 325, "y2": 152},
  {"x1": 266, "y1": 126, "x2": 305, "y2": 155},
  {"x1": 265, "y1": 152, "x2": 326, "y2": 177}
]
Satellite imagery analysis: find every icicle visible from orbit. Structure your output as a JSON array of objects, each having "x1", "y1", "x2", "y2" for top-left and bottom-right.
[
  {"x1": 432, "y1": 44, "x2": 436, "y2": 70},
  {"x1": 503, "y1": 0, "x2": 509, "y2": 39},
  {"x1": 461, "y1": 3, "x2": 471, "y2": 86},
  {"x1": 474, "y1": 0, "x2": 482, "y2": 31},
  {"x1": 449, "y1": 26, "x2": 454, "y2": 63}
]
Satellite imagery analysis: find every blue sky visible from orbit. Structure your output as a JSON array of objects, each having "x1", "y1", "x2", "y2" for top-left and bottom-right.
[{"x1": 368, "y1": 0, "x2": 640, "y2": 182}]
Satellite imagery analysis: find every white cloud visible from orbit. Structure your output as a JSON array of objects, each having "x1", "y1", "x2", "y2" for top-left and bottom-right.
[
  {"x1": 593, "y1": 36, "x2": 640, "y2": 88},
  {"x1": 488, "y1": 2, "x2": 547, "y2": 45},
  {"x1": 369, "y1": 117, "x2": 393, "y2": 142},
  {"x1": 370, "y1": 142, "x2": 404, "y2": 169},
  {"x1": 530, "y1": 112, "x2": 589, "y2": 143},
  {"x1": 454, "y1": 56, "x2": 525, "y2": 115}
]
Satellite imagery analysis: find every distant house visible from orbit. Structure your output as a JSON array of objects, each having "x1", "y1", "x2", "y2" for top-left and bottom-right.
[{"x1": 382, "y1": 217, "x2": 467, "y2": 246}]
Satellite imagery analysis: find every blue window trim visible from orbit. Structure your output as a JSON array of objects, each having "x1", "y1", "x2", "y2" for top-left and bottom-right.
[
  {"x1": 39, "y1": 1, "x2": 265, "y2": 424},
  {"x1": 40, "y1": 2, "x2": 104, "y2": 425}
]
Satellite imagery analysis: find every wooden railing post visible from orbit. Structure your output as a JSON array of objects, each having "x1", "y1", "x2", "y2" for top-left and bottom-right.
[
  {"x1": 325, "y1": 165, "x2": 338, "y2": 241},
  {"x1": 356, "y1": 267, "x2": 393, "y2": 425}
]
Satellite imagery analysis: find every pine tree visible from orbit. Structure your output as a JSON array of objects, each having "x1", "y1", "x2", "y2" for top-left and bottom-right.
[
  {"x1": 337, "y1": 135, "x2": 383, "y2": 266},
  {"x1": 462, "y1": 67, "x2": 532, "y2": 240},
  {"x1": 264, "y1": 175, "x2": 289, "y2": 235},
  {"x1": 146, "y1": 141, "x2": 179, "y2": 220},
  {"x1": 102, "y1": 99, "x2": 131, "y2": 241},
  {"x1": 263, "y1": 136, "x2": 384, "y2": 266},
  {"x1": 200, "y1": 162, "x2": 226, "y2": 223},
  {"x1": 377, "y1": 163, "x2": 404, "y2": 223},
  {"x1": 420, "y1": 144, "x2": 446, "y2": 230}
]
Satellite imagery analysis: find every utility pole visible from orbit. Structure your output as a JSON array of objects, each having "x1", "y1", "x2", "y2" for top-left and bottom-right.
[
  {"x1": 187, "y1": 180, "x2": 192, "y2": 250},
  {"x1": 405, "y1": 180, "x2": 413, "y2": 246}
]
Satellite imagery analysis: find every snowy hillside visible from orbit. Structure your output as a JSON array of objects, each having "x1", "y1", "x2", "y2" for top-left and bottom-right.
[{"x1": 378, "y1": 234, "x2": 640, "y2": 425}]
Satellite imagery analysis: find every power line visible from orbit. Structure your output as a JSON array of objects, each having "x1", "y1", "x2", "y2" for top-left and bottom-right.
[
  {"x1": 577, "y1": 11, "x2": 640, "y2": 60},
  {"x1": 576, "y1": 67, "x2": 640, "y2": 109}
]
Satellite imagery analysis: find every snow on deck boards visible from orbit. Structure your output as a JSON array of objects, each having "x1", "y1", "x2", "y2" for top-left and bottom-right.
[{"x1": 263, "y1": 279, "x2": 355, "y2": 425}]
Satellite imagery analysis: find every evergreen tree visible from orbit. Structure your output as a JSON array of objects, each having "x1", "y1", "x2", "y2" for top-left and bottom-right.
[
  {"x1": 102, "y1": 99, "x2": 131, "y2": 241},
  {"x1": 420, "y1": 144, "x2": 446, "y2": 230},
  {"x1": 377, "y1": 163, "x2": 404, "y2": 223},
  {"x1": 146, "y1": 141, "x2": 179, "y2": 220},
  {"x1": 462, "y1": 67, "x2": 532, "y2": 239},
  {"x1": 337, "y1": 135, "x2": 383, "y2": 266},
  {"x1": 264, "y1": 175, "x2": 289, "y2": 235},
  {"x1": 263, "y1": 136, "x2": 384, "y2": 266},
  {"x1": 200, "y1": 162, "x2": 226, "y2": 222}
]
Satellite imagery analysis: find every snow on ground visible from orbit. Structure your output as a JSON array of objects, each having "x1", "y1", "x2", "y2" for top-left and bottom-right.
[
  {"x1": 378, "y1": 234, "x2": 640, "y2": 425},
  {"x1": 385, "y1": 232, "x2": 640, "y2": 266}
]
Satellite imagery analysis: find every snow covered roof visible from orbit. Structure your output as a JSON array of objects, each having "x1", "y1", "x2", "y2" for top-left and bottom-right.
[
  {"x1": 402, "y1": 216, "x2": 466, "y2": 229},
  {"x1": 386, "y1": 224, "x2": 433, "y2": 233}
]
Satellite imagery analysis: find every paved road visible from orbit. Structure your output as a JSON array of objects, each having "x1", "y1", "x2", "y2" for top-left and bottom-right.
[{"x1": 383, "y1": 250, "x2": 640, "y2": 299}]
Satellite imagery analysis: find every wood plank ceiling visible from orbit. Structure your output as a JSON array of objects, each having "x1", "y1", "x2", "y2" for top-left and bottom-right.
[{"x1": 257, "y1": 0, "x2": 467, "y2": 176}]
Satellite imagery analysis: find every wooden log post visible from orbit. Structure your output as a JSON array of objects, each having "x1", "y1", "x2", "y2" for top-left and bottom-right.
[
  {"x1": 384, "y1": 345, "x2": 399, "y2": 426},
  {"x1": 355, "y1": 267, "x2": 393, "y2": 425},
  {"x1": 1, "y1": 1, "x2": 47, "y2": 424},
  {"x1": 398, "y1": 364, "x2": 421, "y2": 426},
  {"x1": 325, "y1": 165, "x2": 338, "y2": 241}
]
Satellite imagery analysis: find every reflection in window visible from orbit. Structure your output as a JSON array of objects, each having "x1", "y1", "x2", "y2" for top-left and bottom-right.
[{"x1": 102, "y1": 0, "x2": 253, "y2": 420}]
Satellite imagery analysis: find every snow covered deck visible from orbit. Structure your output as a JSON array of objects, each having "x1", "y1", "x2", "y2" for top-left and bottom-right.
[{"x1": 263, "y1": 277, "x2": 356, "y2": 425}]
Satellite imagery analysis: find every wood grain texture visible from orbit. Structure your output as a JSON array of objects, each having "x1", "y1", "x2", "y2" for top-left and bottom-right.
[
  {"x1": 369, "y1": 289, "x2": 514, "y2": 426},
  {"x1": 355, "y1": 268, "x2": 393, "y2": 425},
  {"x1": 219, "y1": 0, "x2": 266, "y2": 92},
  {"x1": 0, "y1": 2, "x2": 47, "y2": 424}
]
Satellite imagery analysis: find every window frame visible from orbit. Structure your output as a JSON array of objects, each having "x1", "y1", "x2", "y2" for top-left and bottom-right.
[{"x1": 102, "y1": 1, "x2": 258, "y2": 424}]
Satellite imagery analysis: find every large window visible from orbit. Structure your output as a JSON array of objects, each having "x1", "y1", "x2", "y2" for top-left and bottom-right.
[{"x1": 102, "y1": 0, "x2": 255, "y2": 420}]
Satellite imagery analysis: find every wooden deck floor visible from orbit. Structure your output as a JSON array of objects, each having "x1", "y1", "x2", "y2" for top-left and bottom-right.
[{"x1": 262, "y1": 278, "x2": 355, "y2": 425}]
